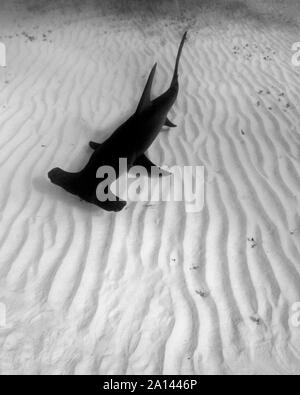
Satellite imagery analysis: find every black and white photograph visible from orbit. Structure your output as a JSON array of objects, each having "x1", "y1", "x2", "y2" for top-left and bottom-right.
[{"x1": 0, "y1": 0, "x2": 300, "y2": 377}]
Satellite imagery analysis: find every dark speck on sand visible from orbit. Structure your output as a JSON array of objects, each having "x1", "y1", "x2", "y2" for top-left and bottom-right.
[{"x1": 196, "y1": 290, "x2": 210, "y2": 298}]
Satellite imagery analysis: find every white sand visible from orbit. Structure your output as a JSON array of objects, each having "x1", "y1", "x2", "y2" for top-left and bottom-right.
[{"x1": 0, "y1": 0, "x2": 300, "y2": 374}]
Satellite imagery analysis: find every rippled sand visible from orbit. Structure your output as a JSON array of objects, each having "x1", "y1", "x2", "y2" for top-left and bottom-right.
[{"x1": 0, "y1": 0, "x2": 300, "y2": 374}]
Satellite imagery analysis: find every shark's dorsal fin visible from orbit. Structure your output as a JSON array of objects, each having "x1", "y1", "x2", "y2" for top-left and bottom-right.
[{"x1": 136, "y1": 63, "x2": 157, "y2": 114}]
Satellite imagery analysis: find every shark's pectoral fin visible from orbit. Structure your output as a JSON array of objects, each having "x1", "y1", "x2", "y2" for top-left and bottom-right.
[
  {"x1": 89, "y1": 141, "x2": 102, "y2": 150},
  {"x1": 134, "y1": 154, "x2": 171, "y2": 177},
  {"x1": 165, "y1": 118, "x2": 177, "y2": 128}
]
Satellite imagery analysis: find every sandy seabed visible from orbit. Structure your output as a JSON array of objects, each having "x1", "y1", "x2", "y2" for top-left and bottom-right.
[{"x1": 0, "y1": 0, "x2": 300, "y2": 374}]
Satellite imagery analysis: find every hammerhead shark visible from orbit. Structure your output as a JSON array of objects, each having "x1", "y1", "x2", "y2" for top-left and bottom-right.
[{"x1": 48, "y1": 31, "x2": 187, "y2": 212}]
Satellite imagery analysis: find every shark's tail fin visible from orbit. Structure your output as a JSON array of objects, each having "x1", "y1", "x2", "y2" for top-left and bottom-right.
[{"x1": 170, "y1": 31, "x2": 187, "y2": 87}]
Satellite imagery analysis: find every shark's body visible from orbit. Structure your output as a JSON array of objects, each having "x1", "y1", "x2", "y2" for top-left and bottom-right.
[{"x1": 48, "y1": 32, "x2": 187, "y2": 212}]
